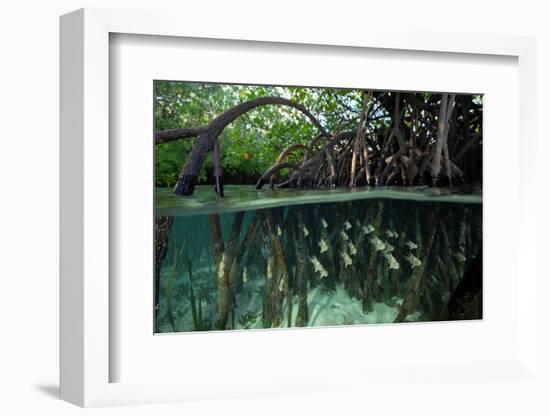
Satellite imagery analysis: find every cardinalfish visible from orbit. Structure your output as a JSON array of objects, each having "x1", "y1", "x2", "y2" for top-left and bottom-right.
[
  {"x1": 340, "y1": 230, "x2": 350, "y2": 242},
  {"x1": 384, "y1": 252, "x2": 400, "y2": 270},
  {"x1": 319, "y1": 238, "x2": 329, "y2": 254},
  {"x1": 277, "y1": 225, "x2": 282, "y2": 236},
  {"x1": 405, "y1": 240, "x2": 418, "y2": 250},
  {"x1": 361, "y1": 224, "x2": 375, "y2": 235},
  {"x1": 385, "y1": 229, "x2": 399, "y2": 239},
  {"x1": 369, "y1": 236, "x2": 385, "y2": 251},
  {"x1": 454, "y1": 252, "x2": 466, "y2": 263},
  {"x1": 340, "y1": 250, "x2": 353, "y2": 268},
  {"x1": 344, "y1": 221, "x2": 352, "y2": 230},
  {"x1": 309, "y1": 255, "x2": 328, "y2": 278},
  {"x1": 405, "y1": 252, "x2": 422, "y2": 268},
  {"x1": 321, "y1": 218, "x2": 328, "y2": 229},
  {"x1": 301, "y1": 224, "x2": 309, "y2": 237}
]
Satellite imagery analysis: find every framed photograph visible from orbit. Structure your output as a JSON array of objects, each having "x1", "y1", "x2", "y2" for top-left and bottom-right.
[{"x1": 60, "y1": 8, "x2": 538, "y2": 407}]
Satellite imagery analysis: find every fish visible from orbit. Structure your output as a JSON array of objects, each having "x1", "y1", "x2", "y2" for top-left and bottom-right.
[
  {"x1": 405, "y1": 252, "x2": 422, "y2": 268},
  {"x1": 340, "y1": 230, "x2": 350, "y2": 241},
  {"x1": 277, "y1": 225, "x2": 282, "y2": 236},
  {"x1": 369, "y1": 236, "x2": 385, "y2": 251},
  {"x1": 385, "y1": 230, "x2": 394, "y2": 238},
  {"x1": 347, "y1": 241, "x2": 357, "y2": 256},
  {"x1": 388, "y1": 256, "x2": 400, "y2": 270},
  {"x1": 405, "y1": 240, "x2": 418, "y2": 250},
  {"x1": 319, "y1": 238, "x2": 329, "y2": 254},
  {"x1": 340, "y1": 250, "x2": 353, "y2": 268},
  {"x1": 383, "y1": 252, "x2": 399, "y2": 270},
  {"x1": 321, "y1": 218, "x2": 328, "y2": 229},
  {"x1": 301, "y1": 224, "x2": 309, "y2": 237},
  {"x1": 454, "y1": 252, "x2": 466, "y2": 263},
  {"x1": 361, "y1": 224, "x2": 375, "y2": 235},
  {"x1": 344, "y1": 221, "x2": 352, "y2": 230},
  {"x1": 309, "y1": 255, "x2": 328, "y2": 278},
  {"x1": 391, "y1": 229, "x2": 399, "y2": 238},
  {"x1": 242, "y1": 267, "x2": 249, "y2": 283}
]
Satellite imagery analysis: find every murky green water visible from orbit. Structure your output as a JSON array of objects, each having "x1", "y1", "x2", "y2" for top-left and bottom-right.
[{"x1": 155, "y1": 185, "x2": 482, "y2": 333}]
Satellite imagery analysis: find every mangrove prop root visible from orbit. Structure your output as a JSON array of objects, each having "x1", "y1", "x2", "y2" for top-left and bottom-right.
[
  {"x1": 363, "y1": 200, "x2": 384, "y2": 312},
  {"x1": 165, "y1": 244, "x2": 184, "y2": 332},
  {"x1": 166, "y1": 96, "x2": 328, "y2": 195},
  {"x1": 394, "y1": 205, "x2": 440, "y2": 323},
  {"x1": 216, "y1": 212, "x2": 245, "y2": 329},
  {"x1": 294, "y1": 211, "x2": 309, "y2": 327},
  {"x1": 208, "y1": 214, "x2": 225, "y2": 269},
  {"x1": 154, "y1": 216, "x2": 173, "y2": 316},
  {"x1": 440, "y1": 248, "x2": 482, "y2": 321},
  {"x1": 155, "y1": 92, "x2": 481, "y2": 196},
  {"x1": 261, "y1": 210, "x2": 289, "y2": 328}
]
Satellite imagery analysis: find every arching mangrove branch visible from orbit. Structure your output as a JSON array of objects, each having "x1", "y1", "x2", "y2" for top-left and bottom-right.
[
  {"x1": 154, "y1": 91, "x2": 481, "y2": 196},
  {"x1": 154, "y1": 96, "x2": 329, "y2": 196}
]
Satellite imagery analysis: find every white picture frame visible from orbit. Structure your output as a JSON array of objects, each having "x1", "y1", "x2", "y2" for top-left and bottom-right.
[{"x1": 60, "y1": 7, "x2": 538, "y2": 407}]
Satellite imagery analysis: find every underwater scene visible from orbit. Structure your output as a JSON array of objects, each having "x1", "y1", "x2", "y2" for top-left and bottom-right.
[
  {"x1": 155, "y1": 186, "x2": 482, "y2": 332},
  {"x1": 153, "y1": 81, "x2": 483, "y2": 333}
]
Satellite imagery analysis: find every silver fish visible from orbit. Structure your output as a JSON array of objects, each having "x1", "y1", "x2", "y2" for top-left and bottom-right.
[
  {"x1": 319, "y1": 238, "x2": 329, "y2": 254},
  {"x1": 454, "y1": 252, "x2": 466, "y2": 263},
  {"x1": 405, "y1": 252, "x2": 422, "y2": 268},
  {"x1": 340, "y1": 250, "x2": 353, "y2": 268},
  {"x1": 347, "y1": 241, "x2": 357, "y2": 256},
  {"x1": 309, "y1": 255, "x2": 328, "y2": 278},
  {"x1": 384, "y1": 252, "x2": 400, "y2": 270},
  {"x1": 369, "y1": 236, "x2": 385, "y2": 251},
  {"x1": 340, "y1": 230, "x2": 350, "y2": 241},
  {"x1": 362, "y1": 224, "x2": 375, "y2": 235},
  {"x1": 405, "y1": 240, "x2": 418, "y2": 250}
]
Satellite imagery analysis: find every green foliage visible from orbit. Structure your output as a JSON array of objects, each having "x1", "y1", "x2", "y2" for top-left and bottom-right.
[{"x1": 154, "y1": 81, "x2": 369, "y2": 186}]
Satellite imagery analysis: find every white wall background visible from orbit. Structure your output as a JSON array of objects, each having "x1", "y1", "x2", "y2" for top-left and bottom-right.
[{"x1": 0, "y1": 1, "x2": 548, "y2": 415}]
